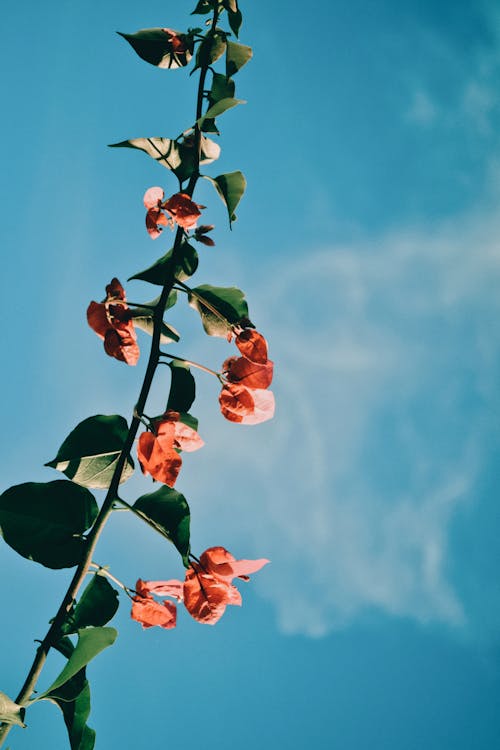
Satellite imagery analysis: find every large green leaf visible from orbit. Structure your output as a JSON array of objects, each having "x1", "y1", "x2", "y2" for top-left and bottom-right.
[
  {"x1": 208, "y1": 73, "x2": 235, "y2": 106},
  {"x1": 129, "y1": 242, "x2": 198, "y2": 286},
  {"x1": 188, "y1": 284, "x2": 249, "y2": 337},
  {"x1": 108, "y1": 136, "x2": 220, "y2": 180},
  {"x1": 225, "y1": 41, "x2": 252, "y2": 77},
  {"x1": 197, "y1": 97, "x2": 244, "y2": 128},
  {"x1": 118, "y1": 28, "x2": 193, "y2": 69},
  {"x1": 0, "y1": 692, "x2": 25, "y2": 728},
  {"x1": 0, "y1": 481, "x2": 97, "y2": 569},
  {"x1": 191, "y1": 0, "x2": 214, "y2": 14},
  {"x1": 203, "y1": 171, "x2": 246, "y2": 227},
  {"x1": 62, "y1": 575, "x2": 119, "y2": 635},
  {"x1": 47, "y1": 677, "x2": 95, "y2": 750},
  {"x1": 45, "y1": 415, "x2": 134, "y2": 490},
  {"x1": 227, "y1": 7, "x2": 243, "y2": 37},
  {"x1": 134, "y1": 486, "x2": 191, "y2": 564},
  {"x1": 39, "y1": 628, "x2": 117, "y2": 698},
  {"x1": 166, "y1": 361, "x2": 196, "y2": 413}
]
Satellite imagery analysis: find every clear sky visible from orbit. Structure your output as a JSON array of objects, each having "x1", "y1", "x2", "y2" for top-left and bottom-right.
[{"x1": 1, "y1": 0, "x2": 499, "y2": 748}]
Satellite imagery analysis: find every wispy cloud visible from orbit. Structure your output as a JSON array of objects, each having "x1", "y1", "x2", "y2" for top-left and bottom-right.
[{"x1": 186, "y1": 206, "x2": 500, "y2": 637}]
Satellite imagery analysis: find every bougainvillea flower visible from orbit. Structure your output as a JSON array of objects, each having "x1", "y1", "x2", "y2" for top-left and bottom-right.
[
  {"x1": 235, "y1": 329, "x2": 269, "y2": 364},
  {"x1": 199, "y1": 546, "x2": 270, "y2": 584},
  {"x1": 143, "y1": 186, "x2": 171, "y2": 239},
  {"x1": 219, "y1": 383, "x2": 275, "y2": 425},
  {"x1": 183, "y1": 547, "x2": 269, "y2": 625},
  {"x1": 131, "y1": 594, "x2": 177, "y2": 630},
  {"x1": 223, "y1": 356, "x2": 274, "y2": 390},
  {"x1": 87, "y1": 278, "x2": 139, "y2": 365},
  {"x1": 163, "y1": 192, "x2": 203, "y2": 230},
  {"x1": 136, "y1": 578, "x2": 184, "y2": 600},
  {"x1": 137, "y1": 411, "x2": 204, "y2": 486}
]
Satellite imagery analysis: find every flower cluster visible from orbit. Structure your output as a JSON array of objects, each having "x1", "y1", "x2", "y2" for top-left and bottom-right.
[
  {"x1": 131, "y1": 546, "x2": 269, "y2": 629},
  {"x1": 137, "y1": 410, "x2": 204, "y2": 487},
  {"x1": 87, "y1": 278, "x2": 139, "y2": 365},
  {"x1": 143, "y1": 188, "x2": 204, "y2": 238},
  {"x1": 219, "y1": 329, "x2": 275, "y2": 424}
]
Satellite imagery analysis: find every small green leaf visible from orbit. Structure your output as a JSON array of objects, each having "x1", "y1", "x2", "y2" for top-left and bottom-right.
[
  {"x1": 208, "y1": 73, "x2": 235, "y2": 106},
  {"x1": 227, "y1": 8, "x2": 243, "y2": 37},
  {"x1": 223, "y1": 0, "x2": 238, "y2": 12},
  {"x1": 188, "y1": 284, "x2": 249, "y2": 337},
  {"x1": 109, "y1": 136, "x2": 219, "y2": 180},
  {"x1": 191, "y1": 0, "x2": 214, "y2": 14},
  {"x1": 134, "y1": 486, "x2": 191, "y2": 564},
  {"x1": 178, "y1": 412, "x2": 198, "y2": 432},
  {"x1": 40, "y1": 628, "x2": 118, "y2": 698},
  {"x1": 0, "y1": 481, "x2": 98, "y2": 569},
  {"x1": 225, "y1": 41, "x2": 252, "y2": 77},
  {"x1": 203, "y1": 171, "x2": 246, "y2": 226},
  {"x1": 197, "y1": 97, "x2": 244, "y2": 128},
  {"x1": 166, "y1": 361, "x2": 196, "y2": 413},
  {"x1": 0, "y1": 692, "x2": 26, "y2": 728},
  {"x1": 195, "y1": 33, "x2": 227, "y2": 69},
  {"x1": 45, "y1": 415, "x2": 134, "y2": 490},
  {"x1": 118, "y1": 28, "x2": 193, "y2": 69},
  {"x1": 62, "y1": 575, "x2": 119, "y2": 635},
  {"x1": 132, "y1": 315, "x2": 180, "y2": 345},
  {"x1": 129, "y1": 242, "x2": 198, "y2": 286}
]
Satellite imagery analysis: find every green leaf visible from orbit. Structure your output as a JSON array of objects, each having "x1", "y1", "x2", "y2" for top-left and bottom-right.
[
  {"x1": 0, "y1": 692, "x2": 26, "y2": 728},
  {"x1": 132, "y1": 316, "x2": 180, "y2": 345},
  {"x1": 129, "y1": 242, "x2": 198, "y2": 286},
  {"x1": 225, "y1": 41, "x2": 252, "y2": 77},
  {"x1": 62, "y1": 575, "x2": 119, "y2": 635},
  {"x1": 203, "y1": 171, "x2": 246, "y2": 226},
  {"x1": 118, "y1": 29, "x2": 193, "y2": 69},
  {"x1": 208, "y1": 73, "x2": 235, "y2": 106},
  {"x1": 109, "y1": 136, "x2": 220, "y2": 180},
  {"x1": 195, "y1": 33, "x2": 227, "y2": 69},
  {"x1": 223, "y1": 0, "x2": 238, "y2": 12},
  {"x1": 188, "y1": 284, "x2": 249, "y2": 337},
  {"x1": 178, "y1": 412, "x2": 198, "y2": 432},
  {"x1": 191, "y1": 0, "x2": 214, "y2": 13},
  {"x1": 134, "y1": 486, "x2": 191, "y2": 564},
  {"x1": 45, "y1": 415, "x2": 134, "y2": 490},
  {"x1": 47, "y1": 678, "x2": 95, "y2": 750},
  {"x1": 0, "y1": 481, "x2": 98, "y2": 569},
  {"x1": 40, "y1": 628, "x2": 117, "y2": 698},
  {"x1": 166, "y1": 361, "x2": 196, "y2": 413},
  {"x1": 197, "y1": 97, "x2": 244, "y2": 128},
  {"x1": 227, "y1": 8, "x2": 243, "y2": 37}
]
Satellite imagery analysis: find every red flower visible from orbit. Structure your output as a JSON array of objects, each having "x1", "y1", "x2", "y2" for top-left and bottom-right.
[
  {"x1": 143, "y1": 188, "x2": 204, "y2": 236},
  {"x1": 183, "y1": 547, "x2": 270, "y2": 625},
  {"x1": 235, "y1": 329, "x2": 268, "y2": 364},
  {"x1": 137, "y1": 411, "x2": 204, "y2": 486},
  {"x1": 163, "y1": 192, "x2": 203, "y2": 230},
  {"x1": 223, "y1": 355, "x2": 274, "y2": 389},
  {"x1": 130, "y1": 578, "x2": 180, "y2": 630},
  {"x1": 219, "y1": 383, "x2": 275, "y2": 425},
  {"x1": 87, "y1": 278, "x2": 139, "y2": 365}
]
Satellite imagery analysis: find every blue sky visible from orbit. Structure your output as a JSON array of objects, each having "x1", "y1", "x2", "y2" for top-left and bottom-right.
[{"x1": 1, "y1": 0, "x2": 499, "y2": 747}]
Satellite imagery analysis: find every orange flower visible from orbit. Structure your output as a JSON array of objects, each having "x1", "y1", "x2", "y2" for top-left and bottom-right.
[
  {"x1": 223, "y1": 355, "x2": 274, "y2": 389},
  {"x1": 163, "y1": 192, "x2": 204, "y2": 230},
  {"x1": 137, "y1": 411, "x2": 204, "y2": 486},
  {"x1": 131, "y1": 578, "x2": 179, "y2": 630},
  {"x1": 183, "y1": 547, "x2": 270, "y2": 625},
  {"x1": 219, "y1": 383, "x2": 275, "y2": 425},
  {"x1": 87, "y1": 278, "x2": 139, "y2": 365}
]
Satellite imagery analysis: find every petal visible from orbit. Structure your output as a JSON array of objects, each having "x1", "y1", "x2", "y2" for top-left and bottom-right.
[
  {"x1": 200, "y1": 546, "x2": 270, "y2": 583},
  {"x1": 105, "y1": 278, "x2": 126, "y2": 301},
  {"x1": 183, "y1": 566, "x2": 230, "y2": 625},
  {"x1": 137, "y1": 431, "x2": 182, "y2": 486},
  {"x1": 86, "y1": 301, "x2": 109, "y2": 339},
  {"x1": 236, "y1": 329, "x2": 269, "y2": 364},
  {"x1": 137, "y1": 579, "x2": 184, "y2": 601},
  {"x1": 104, "y1": 327, "x2": 140, "y2": 366},
  {"x1": 223, "y1": 356, "x2": 274, "y2": 389},
  {"x1": 146, "y1": 208, "x2": 169, "y2": 239},
  {"x1": 173, "y1": 421, "x2": 204, "y2": 453},
  {"x1": 143, "y1": 186, "x2": 165, "y2": 209},
  {"x1": 131, "y1": 596, "x2": 177, "y2": 629},
  {"x1": 219, "y1": 383, "x2": 255, "y2": 423},
  {"x1": 240, "y1": 388, "x2": 275, "y2": 425}
]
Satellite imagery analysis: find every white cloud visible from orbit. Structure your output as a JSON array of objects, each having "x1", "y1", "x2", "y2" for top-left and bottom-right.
[{"x1": 186, "y1": 206, "x2": 500, "y2": 637}]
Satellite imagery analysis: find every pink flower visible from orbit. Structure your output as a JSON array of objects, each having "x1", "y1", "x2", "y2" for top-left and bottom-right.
[{"x1": 219, "y1": 383, "x2": 275, "y2": 424}]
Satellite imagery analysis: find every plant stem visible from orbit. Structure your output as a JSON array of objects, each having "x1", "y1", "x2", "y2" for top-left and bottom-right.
[
  {"x1": 0, "y1": 8, "x2": 220, "y2": 745},
  {"x1": 159, "y1": 351, "x2": 222, "y2": 378}
]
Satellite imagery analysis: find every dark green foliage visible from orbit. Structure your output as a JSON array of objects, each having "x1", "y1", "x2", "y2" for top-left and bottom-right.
[{"x1": 134, "y1": 486, "x2": 191, "y2": 564}]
